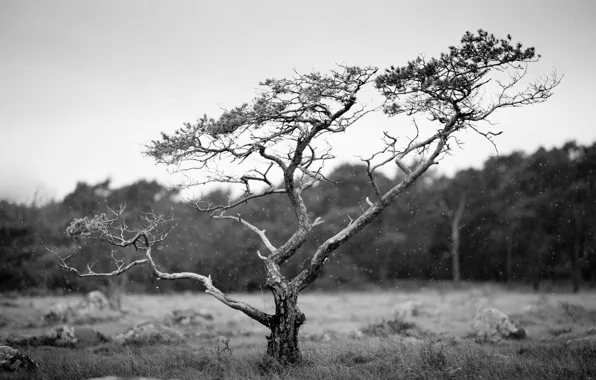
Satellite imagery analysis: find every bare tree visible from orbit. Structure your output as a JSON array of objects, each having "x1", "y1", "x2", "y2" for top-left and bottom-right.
[
  {"x1": 52, "y1": 30, "x2": 560, "y2": 363},
  {"x1": 439, "y1": 193, "x2": 467, "y2": 282}
]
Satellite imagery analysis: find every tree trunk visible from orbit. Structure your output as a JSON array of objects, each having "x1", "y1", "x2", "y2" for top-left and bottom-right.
[
  {"x1": 571, "y1": 209, "x2": 583, "y2": 293},
  {"x1": 266, "y1": 288, "x2": 305, "y2": 364},
  {"x1": 506, "y1": 225, "x2": 514, "y2": 283},
  {"x1": 451, "y1": 194, "x2": 466, "y2": 282},
  {"x1": 572, "y1": 243, "x2": 581, "y2": 293}
]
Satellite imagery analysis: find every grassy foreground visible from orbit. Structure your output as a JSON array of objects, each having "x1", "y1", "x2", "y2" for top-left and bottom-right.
[
  {"x1": 2, "y1": 283, "x2": 595, "y2": 379},
  {"x1": 2, "y1": 339, "x2": 596, "y2": 380}
]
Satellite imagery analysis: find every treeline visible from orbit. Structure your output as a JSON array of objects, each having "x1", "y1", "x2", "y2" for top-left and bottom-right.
[{"x1": 1, "y1": 141, "x2": 595, "y2": 294}]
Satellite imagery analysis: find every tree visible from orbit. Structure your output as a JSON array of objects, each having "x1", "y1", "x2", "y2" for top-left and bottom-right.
[
  {"x1": 52, "y1": 30, "x2": 560, "y2": 363},
  {"x1": 439, "y1": 192, "x2": 467, "y2": 282}
]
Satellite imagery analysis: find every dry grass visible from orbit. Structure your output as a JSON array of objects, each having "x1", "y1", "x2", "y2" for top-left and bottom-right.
[
  {"x1": 1, "y1": 282, "x2": 595, "y2": 379},
  {"x1": 2, "y1": 339, "x2": 596, "y2": 379}
]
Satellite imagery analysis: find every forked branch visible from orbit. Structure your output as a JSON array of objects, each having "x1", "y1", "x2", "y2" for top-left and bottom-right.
[
  {"x1": 54, "y1": 207, "x2": 272, "y2": 327},
  {"x1": 213, "y1": 213, "x2": 277, "y2": 254}
]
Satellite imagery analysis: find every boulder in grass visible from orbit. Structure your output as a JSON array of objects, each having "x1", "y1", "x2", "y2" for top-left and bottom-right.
[
  {"x1": 43, "y1": 303, "x2": 76, "y2": 324},
  {"x1": 348, "y1": 329, "x2": 365, "y2": 340},
  {"x1": 115, "y1": 323, "x2": 184, "y2": 345},
  {"x1": 0, "y1": 346, "x2": 38, "y2": 372},
  {"x1": 43, "y1": 291, "x2": 121, "y2": 325},
  {"x1": 44, "y1": 325, "x2": 78, "y2": 347},
  {"x1": 79, "y1": 291, "x2": 111, "y2": 314},
  {"x1": 393, "y1": 300, "x2": 425, "y2": 320},
  {"x1": 303, "y1": 332, "x2": 335, "y2": 343},
  {"x1": 566, "y1": 335, "x2": 596, "y2": 349},
  {"x1": 74, "y1": 327, "x2": 111, "y2": 348},
  {"x1": 472, "y1": 306, "x2": 526, "y2": 342},
  {"x1": 168, "y1": 308, "x2": 214, "y2": 326},
  {"x1": 7, "y1": 325, "x2": 78, "y2": 348}
]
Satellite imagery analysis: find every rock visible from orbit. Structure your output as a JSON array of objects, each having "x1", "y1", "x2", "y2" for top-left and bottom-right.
[
  {"x1": 566, "y1": 335, "x2": 596, "y2": 349},
  {"x1": 393, "y1": 300, "x2": 424, "y2": 320},
  {"x1": 44, "y1": 325, "x2": 78, "y2": 346},
  {"x1": 521, "y1": 301, "x2": 596, "y2": 325},
  {"x1": 168, "y1": 308, "x2": 214, "y2": 326},
  {"x1": 43, "y1": 303, "x2": 75, "y2": 324},
  {"x1": 6, "y1": 325, "x2": 78, "y2": 348},
  {"x1": 472, "y1": 306, "x2": 526, "y2": 342},
  {"x1": 348, "y1": 329, "x2": 365, "y2": 340},
  {"x1": 0, "y1": 346, "x2": 38, "y2": 372},
  {"x1": 79, "y1": 291, "x2": 111, "y2": 313},
  {"x1": 304, "y1": 332, "x2": 334, "y2": 342},
  {"x1": 74, "y1": 327, "x2": 111, "y2": 347},
  {"x1": 115, "y1": 323, "x2": 184, "y2": 345},
  {"x1": 43, "y1": 291, "x2": 120, "y2": 325}
]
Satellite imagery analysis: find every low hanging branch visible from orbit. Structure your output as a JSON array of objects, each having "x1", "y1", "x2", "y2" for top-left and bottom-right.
[
  {"x1": 49, "y1": 207, "x2": 272, "y2": 327},
  {"x1": 54, "y1": 29, "x2": 561, "y2": 364}
]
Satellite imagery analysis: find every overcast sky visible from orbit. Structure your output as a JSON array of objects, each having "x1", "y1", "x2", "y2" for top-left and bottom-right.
[{"x1": 1, "y1": 0, "x2": 594, "y2": 203}]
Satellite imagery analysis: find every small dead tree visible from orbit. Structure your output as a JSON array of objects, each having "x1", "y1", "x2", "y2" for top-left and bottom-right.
[
  {"x1": 439, "y1": 194, "x2": 467, "y2": 282},
  {"x1": 52, "y1": 30, "x2": 560, "y2": 363}
]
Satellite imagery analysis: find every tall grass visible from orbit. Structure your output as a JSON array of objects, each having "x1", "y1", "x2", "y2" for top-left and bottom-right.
[{"x1": 3, "y1": 339, "x2": 595, "y2": 380}]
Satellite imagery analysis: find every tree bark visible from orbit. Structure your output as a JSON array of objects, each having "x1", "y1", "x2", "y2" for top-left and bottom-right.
[
  {"x1": 572, "y1": 243, "x2": 581, "y2": 293},
  {"x1": 263, "y1": 259, "x2": 305, "y2": 363},
  {"x1": 572, "y1": 209, "x2": 583, "y2": 293},
  {"x1": 450, "y1": 194, "x2": 466, "y2": 282},
  {"x1": 266, "y1": 287, "x2": 305, "y2": 364}
]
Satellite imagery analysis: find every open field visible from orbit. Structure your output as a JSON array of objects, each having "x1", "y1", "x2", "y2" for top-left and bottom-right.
[{"x1": 1, "y1": 282, "x2": 596, "y2": 379}]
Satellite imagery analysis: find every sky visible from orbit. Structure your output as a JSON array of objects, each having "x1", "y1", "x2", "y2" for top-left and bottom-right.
[{"x1": 1, "y1": 0, "x2": 595, "y2": 203}]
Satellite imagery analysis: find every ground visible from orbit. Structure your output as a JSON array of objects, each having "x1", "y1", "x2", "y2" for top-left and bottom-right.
[{"x1": 1, "y1": 282, "x2": 595, "y2": 379}]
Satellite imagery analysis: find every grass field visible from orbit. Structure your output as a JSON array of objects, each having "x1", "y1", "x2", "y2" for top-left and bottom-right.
[{"x1": 1, "y1": 282, "x2": 596, "y2": 379}]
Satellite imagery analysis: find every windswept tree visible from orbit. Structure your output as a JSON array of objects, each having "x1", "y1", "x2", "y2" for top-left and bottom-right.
[{"x1": 52, "y1": 30, "x2": 560, "y2": 363}]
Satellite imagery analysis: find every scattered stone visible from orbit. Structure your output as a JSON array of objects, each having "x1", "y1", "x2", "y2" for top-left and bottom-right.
[
  {"x1": 548, "y1": 327, "x2": 572, "y2": 337},
  {"x1": 393, "y1": 300, "x2": 425, "y2": 320},
  {"x1": 472, "y1": 306, "x2": 526, "y2": 342},
  {"x1": 7, "y1": 325, "x2": 78, "y2": 348},
  {"x1": 587, "y1": 327, "x2": 596, "y2": 335},
  {"x1": 79, "y1": 291, "x2": 111, "y2": 313},
  {"x1": 74, "y1": 327, "x2": 111, "y2": 348},
  {"x1": 45, "y1": 325, "x2": 78, "y2": 346},
  {"x1": 360, "y1": 318, "x2": 418, "y2": 338},
  {"x1": 0, "y1": 346, "x2": 38, "y2": 372},
  {"x1": 0, "y1": 300, "x2": 19, "y2": 308},
  {"x1": 43, "y1": 291, "x2": 121, "y2": 325},
  {"x1": 115, "y1": 323, "x2": 184, "y2": 345},
  {"x1": 6, "y1": 325, "x2": 111, "y2": 349},
  {"x1": 566, "y1": 335, "x2": 596, "y2": 349},
  {"x1": 348, "y1": 329, "x2": 365, "y2": 340},
  {"x1": 304, "y1": 332, "x2": 334, "y2": 342},
  {"x1": 43, "y1": 303, "x2": 75, "y2": 324},
  {"x1": 521, "y1": 300, "x2": 596, "y2": 325},
  {"x1": 167, "y1": 308, "x2": 214, "y2": 326}
]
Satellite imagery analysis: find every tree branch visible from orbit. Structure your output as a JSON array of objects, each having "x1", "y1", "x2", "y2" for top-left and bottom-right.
[
  {"x1": 57, "y1": 208, "x2": 273, "y2": 327},
  {"x1": 213, "y1": 213, "x2": 277, "y2": 254}
]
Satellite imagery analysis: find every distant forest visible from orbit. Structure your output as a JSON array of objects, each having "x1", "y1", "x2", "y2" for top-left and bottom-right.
[{"x1": 1, "y1": 141, "x2": 595, "y2": 295}]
